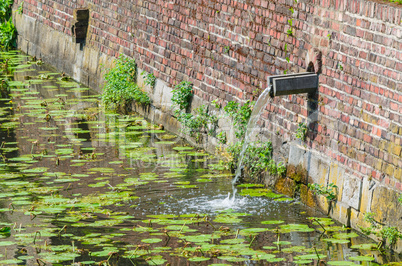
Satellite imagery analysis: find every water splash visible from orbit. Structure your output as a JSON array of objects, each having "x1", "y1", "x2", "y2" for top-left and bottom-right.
[
  {"x1": 231, "y1": 86, "x2": 272, "y2": 194},
  {"x1": 174, "y1": 192, "x2": 269, "y2": 213},
  {"x1": 208, "y1": 192, "x2": 242, "y2": 210}
]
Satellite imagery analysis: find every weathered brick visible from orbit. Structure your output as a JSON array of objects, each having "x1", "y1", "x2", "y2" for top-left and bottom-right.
[{"x1": 18, "y1": 0, "x2": 402, "y2": 225}]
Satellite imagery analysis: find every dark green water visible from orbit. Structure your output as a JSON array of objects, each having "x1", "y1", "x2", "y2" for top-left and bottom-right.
[{"x1": 0, "y1": 50, "x2": 399, "y2": 265}]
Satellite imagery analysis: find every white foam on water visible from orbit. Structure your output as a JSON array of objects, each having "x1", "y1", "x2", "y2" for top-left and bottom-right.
[
  {"x1": 207, "y1": 192, "x2": 245, "y2": 210},
  {"x1": 173, "y1": 193, "x2": 271, "y2": 214}
]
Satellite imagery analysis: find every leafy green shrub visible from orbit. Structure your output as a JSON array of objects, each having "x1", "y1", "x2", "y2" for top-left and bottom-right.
[
  {"x1": 0, "y1": 0, "x2": 13, "y2": 20},
  {"x1": 171, "y1": 81, "x2": 192, "y2": 111},
  {"x1": 177, "y1": 104, "x2": 218, "y2": 143},
  {"x1": 360, "y1": 212, "x2": 402, "y2": 248},
  {"x1": 0, "y1": 19, "x2": 15, "y2": 50},
  {"x1": 296, "y1": 122, "x2": 307, "y2": 141},
  {"x1": 308, "y1": 183, "x2": 338, "y2": 201},
  {"x1": 380, "y1": 226, "x2": 401, "y2": 247},
  {"x1": 276, "y1": 162, "x2": 287, "y2": 176},
  {"x1": 0, "y1": 0, "x2": 16, "y2": 51},
  {"x1": 217, "y1": 131, "x2": 227, "y2": 144},
  {"x1": 102, "y1": 55, "x2": 150, "y2": 109},
  {"x1": 141, "y1": 71, "x2": 156, "y2": 88},
  {"x1": 224, "y1": 100, "x2": 254, "y2": 139}
]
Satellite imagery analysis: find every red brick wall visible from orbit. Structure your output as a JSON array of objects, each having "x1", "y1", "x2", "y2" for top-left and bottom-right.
[{"x1": 16, "y1": 0, "x2": 402, "y2": 190}]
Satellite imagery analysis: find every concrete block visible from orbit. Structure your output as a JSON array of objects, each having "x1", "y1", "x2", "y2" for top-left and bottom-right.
[
  {"x1": 73, "y1": 50, "x2": 85, "y2": 82},
  {"x1": 88, "y1": 48, "x2": 100, "y2": 79},
  {"x1": 341, "y1": 174, "x2": 362, "y2": 211},
  {"x1": 288, "y1": 142, "x2": 306, "y2": 167},
  {"x1": 17, "y1": 36, "x2": 29, "y2": 53},
  {"x1": 304, "y1": 152, "x2": 329, "y2": 185},
  {"x1": 349, "y1": 207, "x2": 364, "y2": 231},
  {"x1": 328, "y1": 162, "x2": 345, "y2": 202},
  {"x1": 360, "y1": 177, "x2": 375, "y2": 214},
  {"x1": 316, "y1": 194, "x2": 330, "y2": 214},
  {"x1": 160, "y1": 84, "x2": 174, "y2": 113},
  {"x1": 329, "y1": 201, "x2": 350, "y2": 226},
  {"x1": 371, "y1": 185, "x2": 402, "y2": 227}
]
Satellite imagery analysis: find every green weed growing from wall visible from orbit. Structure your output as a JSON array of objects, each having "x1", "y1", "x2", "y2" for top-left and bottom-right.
[
  {"x1": 360, "y1": 212, "x2": 402, "y2": 248},
  {"x1": 227, "y1": 141, "x2": 286, "y2": 179},
  {"x1": 176, "y1": 104, "x2": 218, "y2": 143},
  {"x1": 17, "y1": 1, "x2": 23, "y2": 14},
  {"x1": 217, "y1": 131, "x2": 227, "y2": 144},
  {"x1": 171, "y1": 82, "x2": 219, "y2": 142},
  {"x1": 224, "y1": 100, "x2": 254, "y2": 139},
  {"x1": 141, "y1": 71, "x2": 156, "y2": 88},
  {"x1": 308, "y1": 183, "x2": 338, "y2": 201},
  {"x1": 171, "y1": 81, "x2": 193, "y2": 112},
  {"x1": 296, "y1": 122, "x2": 307, "y2": 141},
  {"x1": 102, "y1": 55, "x2": 150, "y2": 109},
  {"x1": 0, "y1": 0, "x2": 16, "y2": 51}
]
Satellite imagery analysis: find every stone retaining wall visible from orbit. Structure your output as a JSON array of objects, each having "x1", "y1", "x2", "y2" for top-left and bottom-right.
[{"x1": 12, "y1": 0, "x2": 402, "y2": 251}]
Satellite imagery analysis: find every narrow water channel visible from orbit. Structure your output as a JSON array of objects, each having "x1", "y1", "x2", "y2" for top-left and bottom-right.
[{"x1": 0, "y1": 51, "x2": 400, "y2": 265}]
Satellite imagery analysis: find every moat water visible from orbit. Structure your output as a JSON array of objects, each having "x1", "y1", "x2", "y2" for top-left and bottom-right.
[{"x1": 0, "y1": 50, "x2": 399, "y2": 265}]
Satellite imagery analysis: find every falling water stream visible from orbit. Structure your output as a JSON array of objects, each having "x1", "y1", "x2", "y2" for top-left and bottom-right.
[{"x1": 230, "y1": 86, "x2": 272, "y2": 197}]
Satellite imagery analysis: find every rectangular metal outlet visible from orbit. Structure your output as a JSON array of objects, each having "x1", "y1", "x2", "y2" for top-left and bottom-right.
[{"x1": 267, "y1": 73, "x2": 318, "y2": 97}]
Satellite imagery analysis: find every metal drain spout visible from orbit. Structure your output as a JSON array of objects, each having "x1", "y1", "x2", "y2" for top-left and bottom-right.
[{"x1": 267, "y1": 72, "x2": 318, "y2": 98}]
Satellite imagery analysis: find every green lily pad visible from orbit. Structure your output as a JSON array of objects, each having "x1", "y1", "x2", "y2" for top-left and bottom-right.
[
  {"x1": 172, "y1": 146, "x2": 194, "y2": 151},
  {"x1": 350, "y1": 243, "x2": 377, "y2": 250},
  {"x1": 0, "y1": 259, "x2": 23, "y2": 264},
  {"x1": 333, "y1": 232, "x2": 359, "y2": 239},
  {"x1": 294, "y1": 260, "x2": 313, "y2": 264},
  {"x1": 273, "y1": 241, "x2": 292, "y2": 245},
  {"x1": 141, "y1": 238, "x2": 162, "y2": 243},
  {"x1": 0, "y1": 241, "x2": 14, "y2": 246},
  {"x1": 239, "y1": 228, "x2": 268, "y2": 235},
  {"x1": 88, "y1": 167, "x2": 115, "y2": 173},
  {"x1": 147, "y1": 214, "x2": 178, "y2": 219},
  {"x1": 261, "y1": 220, "x2": 284, "y2": 225},
  {"x1": 237, "y1": 183, "x2": 265, "y2": 188},
  {"x1": 348, "y1": 255, "x2": 375, "y2": 261},
  {"x1": 294, "y1": 254, "x2": 327, "y2": 260},
  {"x1": 280, "y1": 224, "x2": 314, "y2": 232},
  {"x1": 327, "y1": 261, "x2": 359, "y2": 265},
  {"x1": 196, "y1": 178, "x2": 213, "y2": 182},
  {"x1": 188, "y1": 257, "x2": 210, "y2": 262},
  {"x1": 322, "y1": 238, "x2": 350, "y2": 244},
  {"x1": 281, "y1": 246, "x2": 306, "y2": 253},
  {"x1": 239, "y1": 188, "x2": 270, "y2": 197},
  {"x1": 262, "y1": 246, "x2": 276, "y2": 250},
  {"x1": 146, "y1": 255, "x2": 166, "y2": 265}
]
